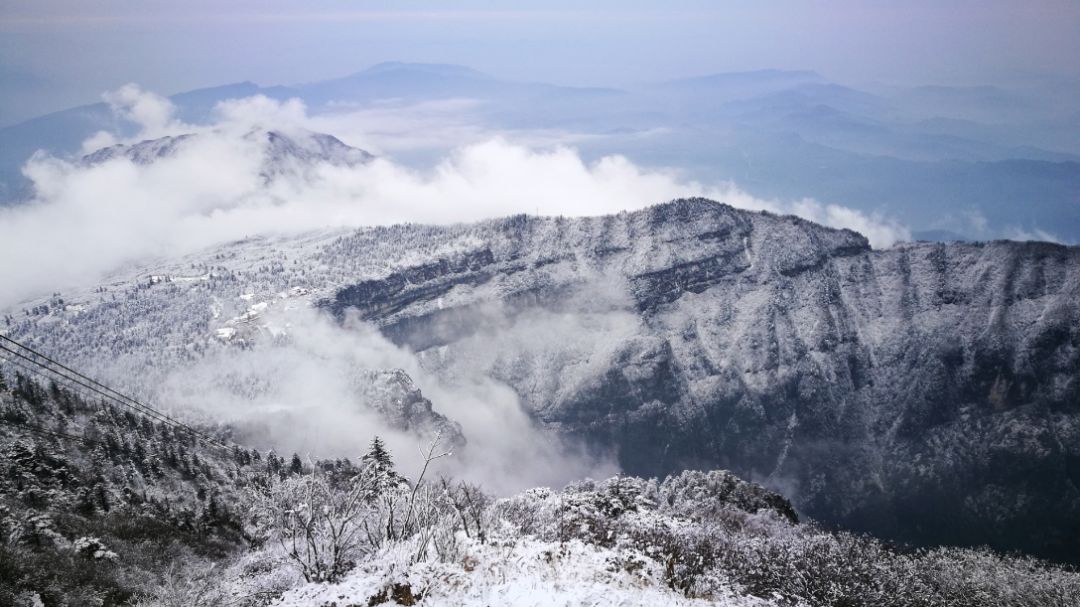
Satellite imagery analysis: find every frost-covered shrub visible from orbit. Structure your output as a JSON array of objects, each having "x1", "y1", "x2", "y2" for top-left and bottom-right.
[
  {"x1": 4, "y1": 591, "x2": 45, "y2": 607},
  {"x1": 525, "y1": 475, "x2": 657, "y2": 547},
  {"x1": 407, "y1": 481, "x2": 459, "y2": 563},
  {"x1": 73, "y1": 536, "x2": 118, "y2": 561},
  {"x1": 489, "y1": 487, "x2": 558, "y2": 537},
  {"x1": 429, "y1": 517, "x2": 465, "y2": 564},
  {"x1": 229, "y1": 547, "x2": 302, "y2": 603},
  {"x1": 133, "y1": 562, "x2": 229, "y2": 607},
  {"x1": 554, "y1": 489, "x2": 622, "y2": 545},
  {"x1": 132, "y1": 550, "x2": 302, "y2": 607},
  {"x1": 657, "y1": 469, "x2": 798, "y2": 524},
  {"x1": 912, "y1": 547, "x2": 1080, "y2": 607},
  {"x1": 248, "y1": 465, "x2": 383, "y2": 583},
  {"x1": 442, "y1": 478, "x2": 493, "y2": 544},
  {"x1": 485, "y1": 471, "x2": 1080, "y2": 607},
  {"x1": 710, "y1": 527, "x2": 918, "y2": 606},
  {"x1": 13, "y1": 514, "x2": 66, "y2": 547},
  {"x1": 247, "y1": 433, "x2": 462, "y2": 582}
]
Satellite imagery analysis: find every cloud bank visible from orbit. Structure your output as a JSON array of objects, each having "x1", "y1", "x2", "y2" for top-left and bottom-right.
[
  {"x1": 151, "y1": 307, "x2": 617, "y2": 494},
  {"x1": 0, "y1": 85, "x2": 911, "y2": 310}
]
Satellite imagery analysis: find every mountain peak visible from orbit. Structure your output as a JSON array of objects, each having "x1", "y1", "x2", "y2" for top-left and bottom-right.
[
  {"x1": 645, "y1": 196, "x2": 732, "y2": 217},
  {"x1": 80, "y1": 128, "x2": 373, "y2": 177},
  {"x1": 656, "y1": 68, "x2": 826, "y2": 88},
  {"x1": 353, "y1": 61, "x2": 492, "y2": 80}
]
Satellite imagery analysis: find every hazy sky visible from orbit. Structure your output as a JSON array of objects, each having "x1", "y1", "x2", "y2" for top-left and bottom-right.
[{"x1": 2, "y1": 0, "x2": 1079, "y2": 125}]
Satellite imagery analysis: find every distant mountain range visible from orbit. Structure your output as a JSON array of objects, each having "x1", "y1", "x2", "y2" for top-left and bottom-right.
[{"x1": 2, "y1": 62, "x2": 1078, "y2": 243}]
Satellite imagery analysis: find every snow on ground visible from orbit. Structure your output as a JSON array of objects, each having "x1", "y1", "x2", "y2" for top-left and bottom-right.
[{"x1": 273, "y1": 534, "x2": 774, "y2": 607}]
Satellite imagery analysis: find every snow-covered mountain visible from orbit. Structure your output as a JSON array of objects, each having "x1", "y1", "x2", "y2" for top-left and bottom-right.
[
  {"x1": 318, "y1": 199, "x2": 1080, "y2": 561},
  {"x1": 81, "y1": 129, "x2": 373, "y2": 180},
  {"x1": 5, "y1": 198, "x2": 1079, "y2": 564},
  {"x1": 81, "y1": 133, "x2": 196, "y2": 166}
]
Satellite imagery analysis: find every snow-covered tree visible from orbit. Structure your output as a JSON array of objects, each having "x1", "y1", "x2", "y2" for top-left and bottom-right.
[
  {"x1": 361, "y1": 436, "x2": 398, "y2": 485},
  {"x1": 249, "y1": 463, "x2": 380, "y2": 583},
  {"x1": 288, "y1": 453, "x2": 303, "y2": 476}
]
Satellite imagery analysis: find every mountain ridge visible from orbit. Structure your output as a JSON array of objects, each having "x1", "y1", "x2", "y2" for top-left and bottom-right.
[
  {"x1": 5, "y1": 197, "x2": 1078, "y2": 561},
  {"x1": 317, "y1": 199, "x2": 1080, "y2": 561}
]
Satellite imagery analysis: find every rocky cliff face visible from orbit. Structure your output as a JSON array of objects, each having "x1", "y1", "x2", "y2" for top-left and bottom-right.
[
  {"x1": 351, "y1": 368, "x2": 464, "y2": 446},
  {"x1": 321, "y1": 199, "x2": 1080, "y2": 561}
]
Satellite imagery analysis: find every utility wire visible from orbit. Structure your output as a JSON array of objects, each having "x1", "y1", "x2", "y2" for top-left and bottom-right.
[
  {"x1": 0, "y1": 335, "x2": 228, "y2": 450},
  {"x1": 0, "y1": 334, "x2": 194, "y2": 429},
  {"x1": 0, "y1": 352, "x2": 61, "y2": 389},
  {"x1": 0, "y1": 417, "x2": 100, "y2": 449},
  {"x1": 0, "y1": 349, "x2": 227, "y2": 455},
  {"x1": 0, "y1": 341, "x2": 177, "y2": 426},
  {"x1": 0, "y1": 351, "x2": 119, "y2": 411}
]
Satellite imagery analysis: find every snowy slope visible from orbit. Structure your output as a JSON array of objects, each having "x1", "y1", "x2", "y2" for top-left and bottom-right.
[{"x1": 274, "y1": 536, "x2": 770, "y2": 607}]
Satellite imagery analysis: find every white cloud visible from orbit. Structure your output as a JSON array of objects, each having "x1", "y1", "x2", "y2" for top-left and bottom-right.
[
  {"x1": 310, "y1": 98, "x2": 491, "y2": 155},
  {"x1": 152, "y1": 307, "x2": 616, "y2": 493},
  {"x1": 102, "y1": 83, "x2": 187, "y2": 138},
  {"x1": 78, "y1": 84, "x2": 191, "y2": 154},
  {"x1": 964, "y1": 209, "x2": 990, "y2": 236},
  {"x1": 1, "y1": 86, "x2": 912, "y2": 310},
  {"x1": 1004, "y1": 226, "x2": 1063, "y2": 244},
  {"x1": 79, "y1": 130, "x2": 119, "y2": 155},
  {"x1": 789, "y1": 198, "x2": 911, "y2": 249},
  {"x1": 214, "y1": 95, "x2": 308, "y2": 133}
]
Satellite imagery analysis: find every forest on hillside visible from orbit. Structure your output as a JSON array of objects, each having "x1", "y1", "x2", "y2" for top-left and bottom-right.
[{"x1": 2, "y1": 370, "x2": 1079, "y2": 606}]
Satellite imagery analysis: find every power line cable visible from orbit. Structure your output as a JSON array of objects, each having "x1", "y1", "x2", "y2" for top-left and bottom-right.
[
  {"x1": 0, "y1": 417, "x2": 99, "y2": 448},
  {"x1": 0, "y1": 342, "x2": 176, "y2": 425},
  {"x1": 0, "y1": 358, "x2": 155, "y2": 451},
  {"x1": 0, "y1": 335, "x2": 193, "y2": 427},
  {"x1": 0, "y1": 358, "x2": 232, "y2": 464},
  {"x1": 0, "y1": 352, "x2": 116, "y2": 409},
  {"x1": 0, "y1": 348, "x2": 212, "y2": 457},
  {"x1": 0, "y1": 336, "x2": 228, "y2": 450}
]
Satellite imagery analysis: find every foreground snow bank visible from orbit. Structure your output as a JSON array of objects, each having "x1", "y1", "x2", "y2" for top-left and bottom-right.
[{"x1": 274, "y1": 534, "x2": 772, "y2": 607}]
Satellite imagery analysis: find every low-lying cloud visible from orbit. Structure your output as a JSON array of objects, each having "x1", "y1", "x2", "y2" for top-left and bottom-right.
[
  {"x1": 146, "y1": 305, "x2": 619, "y2": 494},
  {"x1": 1, "y1": 85, "x2": 910, "y2": 309}
]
